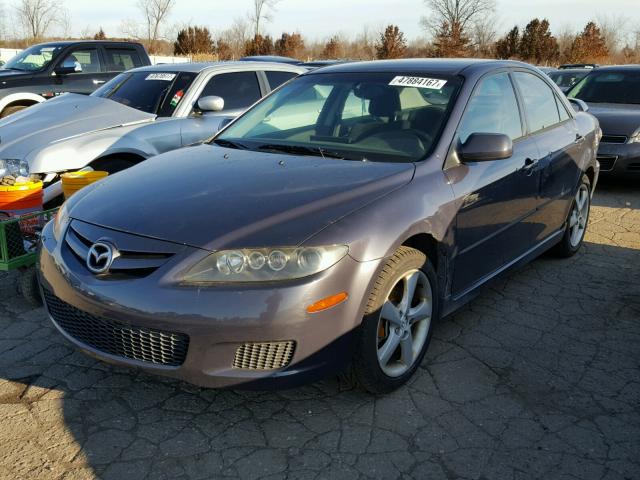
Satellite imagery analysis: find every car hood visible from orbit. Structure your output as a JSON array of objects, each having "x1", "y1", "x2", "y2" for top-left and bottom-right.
[
  {"x1": 0, "y1": 94, "x2": 155, "y2": 160},
  {"x1": 586, "y1": 103, "x2": 640, "y2": 136},
  {"x1": 69, "y1": 144, "x2": 415, "y2": 250}
]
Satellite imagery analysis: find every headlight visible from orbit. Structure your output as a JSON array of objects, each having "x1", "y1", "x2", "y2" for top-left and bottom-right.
[
  {"x1": 183, "y1": 245, "x2": 349, "y2": 283},
  {"x1": 53, "y1": 202, "x2": 70, "y2": 241},
  {"x1": 629, "y1": 130, "x2": 640, "y2": 143},
  {"x1": 0, "y1": 159, "x2": 29, "y2": 178}
]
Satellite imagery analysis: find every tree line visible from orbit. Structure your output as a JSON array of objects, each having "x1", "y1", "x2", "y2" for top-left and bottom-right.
[{"x1": 2, "y1": 0, "x2": 639, "y2": 64}]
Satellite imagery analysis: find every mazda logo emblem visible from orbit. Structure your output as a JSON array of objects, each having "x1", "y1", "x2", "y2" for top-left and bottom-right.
[{"x1": 86, "y1": 242, "x2": 117, "y2": 274}]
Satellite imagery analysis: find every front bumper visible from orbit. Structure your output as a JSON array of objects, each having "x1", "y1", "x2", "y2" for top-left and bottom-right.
[
  {"x1": 38, "y1": 220, "x2": 379, "y2": 389},
  {"x1": 596, "y1": 142, "x2": 640, "y2": 176}
]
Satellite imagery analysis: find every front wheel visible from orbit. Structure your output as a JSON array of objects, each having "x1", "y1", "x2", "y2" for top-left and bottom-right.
[
  {"x1": 552, "y1": 174, "x2": 591, "y2": 258},
  {"x1": 350, "y1": 246, "x2": 438, "y2": 394}
]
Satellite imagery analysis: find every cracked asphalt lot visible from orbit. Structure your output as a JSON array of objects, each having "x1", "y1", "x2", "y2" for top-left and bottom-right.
[{"x1": 0, "y1": 180, "x2": 638, "y2": 480}]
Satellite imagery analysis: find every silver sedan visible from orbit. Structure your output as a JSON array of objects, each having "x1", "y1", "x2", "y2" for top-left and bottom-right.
[{"x1": 0, "y1": 61, "x2": 306, "y2": 202}]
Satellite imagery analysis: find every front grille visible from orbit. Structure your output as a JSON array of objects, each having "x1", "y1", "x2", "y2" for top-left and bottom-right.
[
  {"x1": 597, "y1": 155, "x2": 617, "y2": 172},
  {"x1": 43, "y1": 289, "x2": 189, "y2": 367},
  {"x1": 600, "y1": 135, "x2": 627, "y2": 144},
  {"x1": 233, "y1": 341, "x2": 295, "y2": 370}
]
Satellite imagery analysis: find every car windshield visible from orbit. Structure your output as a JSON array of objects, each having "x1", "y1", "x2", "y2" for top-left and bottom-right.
[
  {"x1": 548, "y1": 70, "x2": 588, "y2": 89},
  {"x1": 568, "y1": 71, "x2": 640, "y2": 104},
  {"x1": 213, "y1": 72, "x2": 461, "y2": 163},
  {"x1": 91, "y1": 71, "x2": 197, "y2": 116},
  {"x1": 2, "y1": 44, "x2": 65, "y2": 72}
]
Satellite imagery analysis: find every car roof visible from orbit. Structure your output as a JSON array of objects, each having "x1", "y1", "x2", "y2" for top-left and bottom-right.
[
  {"x1": 240, "y1": 55, "x2": 300, "y2": 64},
  {"x1": 34, "y1": 40, "x2": 143, "y2": 47},
  {"x1": 127, "y1": 61, "x2": 308, "y2": 74},
  {"x1": 584, "y1": 64, "x2": 640, "y2": 72},
  {"x1": 308, "y1": 58, "x2": 532, "y2": 76}
]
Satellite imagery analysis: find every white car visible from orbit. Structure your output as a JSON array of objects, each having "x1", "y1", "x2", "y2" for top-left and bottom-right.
[{"x1": 0, "y1": 61, "x2": 306, "y2": 203}]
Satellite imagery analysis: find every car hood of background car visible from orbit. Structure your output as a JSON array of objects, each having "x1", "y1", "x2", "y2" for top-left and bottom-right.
[
  {"x1": 0, "y1": 94, "x2": 155, "y2": 160},
  {"x1": 69, "y1": 144, "x2": 416, "y2": 251},
  {"x1": 587, "y1": 103, "x2": 640, "y2": 136}
]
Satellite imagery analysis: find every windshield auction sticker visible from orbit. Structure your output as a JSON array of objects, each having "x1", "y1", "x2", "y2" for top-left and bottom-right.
[
  {"x1": 389, "y1": 76, "x2": 447, "y2": 89},
  {"x1": 145, "y1": 73, "x2": 177, "y2": 81}
]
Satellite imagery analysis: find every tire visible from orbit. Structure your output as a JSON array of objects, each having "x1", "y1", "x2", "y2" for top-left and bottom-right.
[
  {"x1": 91, "y1": 158, "x2": 136, "y2": 175},
  {"x1": 0, "y1": 105, "x2": 28, "y2": 118},
  {"x1": 552, "y1": 174, "x2": 591, "y2": 258},
  {"x1": 17, "y1": 268, "x2": 42, "y2": 307},
  {"x1": 350, "y1": 246, "x2": 439, "y2": 394}
]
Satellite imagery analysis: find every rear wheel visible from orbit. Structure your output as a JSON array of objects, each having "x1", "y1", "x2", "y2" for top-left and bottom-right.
[
  {"x1": 552, "y1": 174, "x2": 591, "y2": 257},
  {"x1": 0, "y1": 105, "x2": 28, "y2": 118},
  {"x1": 350, "y1": 246, "x2": 438, "y2": 394},
  {"x1": 91, "y1": 158, "x2": 136, "y2": 175}
]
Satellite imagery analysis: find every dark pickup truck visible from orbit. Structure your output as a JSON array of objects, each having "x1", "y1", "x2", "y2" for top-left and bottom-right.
[{"x1": 0, "y1": 40, "x2": 151, "y2": 118}]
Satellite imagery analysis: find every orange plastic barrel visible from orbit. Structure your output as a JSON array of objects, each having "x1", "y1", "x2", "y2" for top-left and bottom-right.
[
  {"x1": 0, "y1": 181, "x2": 44, "y2": 217},
  {"x1": 61, "y1": 171, "x2": 108, "y2": 199}
]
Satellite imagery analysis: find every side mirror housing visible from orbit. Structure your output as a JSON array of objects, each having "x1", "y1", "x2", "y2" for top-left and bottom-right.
[
  {"x1": 55, "y1": 58, "x2": 82, "y2": 76},
  {"x1": 459, "y1": 133, "x2": 513, "y2": 162},
  {"x1": 568, "y1": 98, "x2": 589, "y2": 113},
  {"x1": 197, "y1": 96, "x2": 225, "y2": 113}
]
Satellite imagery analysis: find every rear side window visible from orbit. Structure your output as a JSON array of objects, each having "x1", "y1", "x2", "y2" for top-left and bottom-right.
[
  {"x1": 513, "y1": 72, "x2": 561, "y2": 133},
  {"x1": 199, "y1": 72, "x2": 262, "y2": 110},
  {"x1": 104, "y1": 48, "x2": 144, "y2": 72},
  {"x1": 265, "y1": 71, "x2": 298, "y2": 90},
  {"x1": 458, "y1": 72, "x2": 523, "y2": 143}
]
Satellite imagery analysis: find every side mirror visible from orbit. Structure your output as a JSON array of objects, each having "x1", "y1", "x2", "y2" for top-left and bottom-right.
[
  {"x1": 55, "y1": 58, "x2": 82, "y2": 75},
  {"x1": 459, "y1": 133, "x2": 513, "y2": 162},
  {"x1": 197, "y1": 96, "x2": 224, "y2": 113},
  {"x1": 568, "y1": 98, "x2": 589, "y2": 113}
]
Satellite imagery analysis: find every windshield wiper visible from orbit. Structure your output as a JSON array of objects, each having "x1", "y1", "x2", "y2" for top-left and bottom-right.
[
  {"x1": 213, "y1": 138, "x2": 250, "y2": 150},
  {"x1": 257, "y1": 143, "x2": 345, "y2": 159}
]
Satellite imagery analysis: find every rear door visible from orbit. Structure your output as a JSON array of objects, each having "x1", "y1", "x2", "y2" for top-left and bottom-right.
[
  {"x1": 512, "y1": 71, "x2": 583, "y2": 241},
  {"x1": 448, "y1": 71, "x2": 542, "y2": 297}
]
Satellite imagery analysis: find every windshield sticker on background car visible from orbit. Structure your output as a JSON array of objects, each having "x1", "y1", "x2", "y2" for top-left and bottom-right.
[
  {"x1": 389, "y1": 76, "x2": 447, "y2": 89},
  {"x1": 145, "y1": 73, "x2": 176, "y2": 81},
  {"x1": 170, "y1": 90, "x2": 184, "y2": 108}
]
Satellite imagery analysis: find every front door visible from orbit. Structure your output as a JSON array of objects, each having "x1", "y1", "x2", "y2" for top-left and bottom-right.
[
  {"x1": 447, "y1": 71, "x2": 542, "y2": 297},
  {"x1": 52, "y1": 47, "x2": 108, "y2": 95}
]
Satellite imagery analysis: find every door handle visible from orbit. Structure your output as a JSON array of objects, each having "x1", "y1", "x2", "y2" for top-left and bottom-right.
[
  {"x1": 523, "y1": 157, "x2": 538, "y2": 175},
  {"x1": 574, "y1": 133, "x2": 584, "y2": 143},
  {"x1": 92, "y1": 79, "x2": 106, "y2": 85}
]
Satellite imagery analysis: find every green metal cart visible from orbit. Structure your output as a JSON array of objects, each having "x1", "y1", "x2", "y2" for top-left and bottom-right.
[{"x1": 0, "y1": 208, "x2": 58, "y2": 305}]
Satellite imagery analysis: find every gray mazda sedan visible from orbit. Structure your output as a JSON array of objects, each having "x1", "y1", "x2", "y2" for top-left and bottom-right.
[{"x1": 39, "y1": 60, "x2": 600, "y2": 393}]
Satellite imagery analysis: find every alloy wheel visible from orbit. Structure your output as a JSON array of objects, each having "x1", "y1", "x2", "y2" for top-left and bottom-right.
[
  {"x1": 569, "y1": 184, "x2": 590, "y2": 247},
  {"x1": 376, "y1": 269, "x2": 433, "y2": 377}
]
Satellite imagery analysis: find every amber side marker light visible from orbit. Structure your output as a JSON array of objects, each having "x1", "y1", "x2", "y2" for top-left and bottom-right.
[{"x1": 306, "y1": 292, "x2": 349, "y2": 313}]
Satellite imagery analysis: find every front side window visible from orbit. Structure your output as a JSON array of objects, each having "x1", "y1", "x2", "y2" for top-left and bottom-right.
[
  {"x1": 513, "y1": 71, "x2": 561, "y2": 133},
  {"x1": 458, "y1": 72, "x2": 523, "y2": 143},
  {"x1": 3, "y1": 44, "x2": 65, "y2": 72},
  {"x1": 568, "y1": 71, "x2": 640, "y2": 104},
  {"x1": 59, "y1": 48, "x2": 102, "y2": 73},
  {"x1": 199, "y1": 71, "x2": 262, "y2": 110},
  {"x1": 92, "y1": 71, "x2": 196, "y2": 116},
  {"x1": 104, "y1": 48, "x2": 143, "y2": 72},
  {"x1": 214, "y1": 72, "x2": 461, "y2": 163},
  {"x1": 265, "y1": 70, "x2": 298, "y2": 90}
]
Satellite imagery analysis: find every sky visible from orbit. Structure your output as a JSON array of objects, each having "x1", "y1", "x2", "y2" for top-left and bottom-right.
[{"x1": 2, "y1": 0, "x2": 640, "y2": 41}]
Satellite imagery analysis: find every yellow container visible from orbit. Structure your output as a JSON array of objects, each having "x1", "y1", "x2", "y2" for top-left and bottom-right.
[{"x1": 61, "y1": 171, "x2": 109, "y2": 199}]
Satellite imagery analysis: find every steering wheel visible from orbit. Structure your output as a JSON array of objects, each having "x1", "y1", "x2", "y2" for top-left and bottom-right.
[{"x1": 356, "y1": 127, "x2": 434, "y2": 151}]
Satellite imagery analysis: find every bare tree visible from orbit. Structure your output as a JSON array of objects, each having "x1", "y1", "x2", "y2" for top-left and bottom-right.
[
  {"x1": 219, "y1": 17, "x2": 251, "y2": 59},
  {"x1": 596, "y1": 14, "x2": 628, "y2": 58},
  {"x1": 249, "y1": 0, "x2": 280, "y2": 37},
  {"x1": 422, "y1": 0, "x2": 495, "y2": 45},
  {"x1": 15, "y1": 0, "x2": 64, "y2": 39},
  {"x1": 138, "y1": 0, "x2": 175, "y2": 53},
  {"x1": 470, "y1": 16, "x2": 497, "y2": 57}
]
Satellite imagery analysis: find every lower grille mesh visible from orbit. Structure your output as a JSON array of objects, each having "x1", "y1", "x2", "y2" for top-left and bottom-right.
[
  {"x1": 43, "y1": 289, "x2": 189, "y2": 367},
  {"x1": 233, "y1": 341, "x2": 295, "y2": 370}
]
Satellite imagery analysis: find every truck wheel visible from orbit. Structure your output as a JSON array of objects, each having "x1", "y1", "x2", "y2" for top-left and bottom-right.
[{"x1": 0, "y1": 105, "x2": 27, "y2": 118}]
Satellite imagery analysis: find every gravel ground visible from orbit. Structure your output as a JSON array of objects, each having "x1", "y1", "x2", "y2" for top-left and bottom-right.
[{"x1": 0, "y1": 180, "x2": 638, "y2": 480}]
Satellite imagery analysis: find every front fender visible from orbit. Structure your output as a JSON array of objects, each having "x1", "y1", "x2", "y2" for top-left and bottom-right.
[{"x1": 27, "y1": 128, "x2": 154, "y2": 174}]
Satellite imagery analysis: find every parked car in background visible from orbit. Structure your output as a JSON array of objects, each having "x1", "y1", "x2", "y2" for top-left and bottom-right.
[
  {"x1": 568, "y1": 65, "x2": 640, "y2": 176},
  {"x1": 537, "y1": 66, "x2": 557, "y2": 74},
  {"x1": 0, "y1": 40, "x2": 151, "y2": 118},
  {"x1": 548, "y1": 68, "x2": 592, "y2": 93},
  {"x1": 559, "y1": 63, "x2": 598, "y2": 70},
  {"x1": 40, "y1": 59, "x2": 599, "y2": 393},
  {"x1": 0, "y1": 60, "x2": 5, "y2": 67},
  {"x1": 240, "y1": 55, "x2": 301, "y2": 65},
  {"x1": 0, "y1": 61, "x2": 306, "y2": 203}
]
